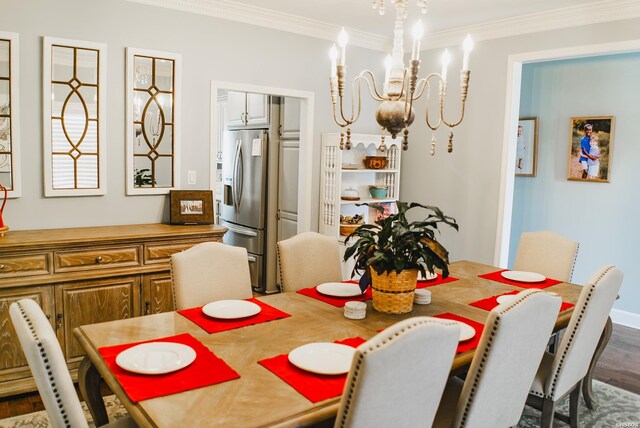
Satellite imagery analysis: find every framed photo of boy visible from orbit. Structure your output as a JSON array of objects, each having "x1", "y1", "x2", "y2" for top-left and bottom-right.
[
  {"x1": 567, "y1": 116, "x2": 614, "y2": 182},
  {"x1": 515, "y1": 117, "x2": 538, "y2": 176},
  {"x1": 169, "y1": 190, "x2": 214, "y2": 224}
]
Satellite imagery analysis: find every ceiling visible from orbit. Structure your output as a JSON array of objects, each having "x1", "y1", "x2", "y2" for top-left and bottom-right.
[{"x1": 129, "y1": 0, "x2": 640, "y2": 50}]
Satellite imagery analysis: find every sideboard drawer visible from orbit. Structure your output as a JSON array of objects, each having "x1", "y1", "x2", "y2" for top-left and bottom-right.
[
  {"x1": 0, "y1": 253, "x2": 51, "y2": 278},
  {"x1": 144, "y1": 238, "x2": 222, "y2": 265},
  {"x1": 54, "y1": 246, "x2": 141, "y2": 273}
]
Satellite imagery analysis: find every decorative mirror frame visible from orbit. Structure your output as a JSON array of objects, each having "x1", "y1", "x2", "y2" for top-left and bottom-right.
[
  {"x1": 126, "y1": 48, "x2": 181, "y2": 195},
  {"x1": 42, "y1": 36, "x2": 107, "y2": 197},
  {"x1": 0, "y1": 31, "x2": 21, "y2": 198}
]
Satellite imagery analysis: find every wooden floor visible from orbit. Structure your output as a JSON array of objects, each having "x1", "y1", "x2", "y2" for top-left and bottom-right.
[{"x1": 0, "y1": 324, "x2": 638, "y2": 420}]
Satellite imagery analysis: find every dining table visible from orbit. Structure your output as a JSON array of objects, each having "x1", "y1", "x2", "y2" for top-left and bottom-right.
[{"x1": 73, "y1": 260, "x2": 585, "y2": 428}]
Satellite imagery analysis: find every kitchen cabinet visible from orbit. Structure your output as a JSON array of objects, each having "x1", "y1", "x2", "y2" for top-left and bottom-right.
[
  {"x1": 0, "y1": 224, "x2": 226, "y2": 397},
  {"x1": 319, "y1": 133, "x2": 402, "y2": 279},
  {"x1": 228, "y1": 91, "x2": 270, "y2": 127},
  {"x1": 279, "y1": 96, "x2": 300, "y2": 140}
]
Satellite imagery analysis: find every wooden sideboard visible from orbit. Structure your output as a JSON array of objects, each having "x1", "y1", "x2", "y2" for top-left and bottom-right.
[{"x1": 0, "y1": 223, "x2": 226, "y2": 397}]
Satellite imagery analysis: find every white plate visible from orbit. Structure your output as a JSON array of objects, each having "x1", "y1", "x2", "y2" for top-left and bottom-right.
[
  {"x1": 116, "y1": 342, "x2": 196, "y2": 375},
  {"x1": 496, "y1": 295, "x2": 517, "y2": 305},
  {"x1": 419, "y1": 271, "x2": 438, "y2": 281},
  {"x1": 454, "y1": 321, "x2": 476, "y2": 342},
  {"x1": 316, "y1": 282, "x2": 362, "y2": 297},
  {"x1": 288, "y1": 343, "x2": 356, "y2": 375},
  {"x1": 501, "y1": 270, "x2": 546, "y2": 283},
  {"x1": 202, "y1": 300, "x2": 261, "y2": 319}
]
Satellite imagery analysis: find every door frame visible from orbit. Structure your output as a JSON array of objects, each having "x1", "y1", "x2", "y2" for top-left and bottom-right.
[
  {"x1": 210, "y1": 81, "x2": 314, "y2": 233},
  {"x1": 494, "y1": 39, "x2": 640, "y2": 267}
]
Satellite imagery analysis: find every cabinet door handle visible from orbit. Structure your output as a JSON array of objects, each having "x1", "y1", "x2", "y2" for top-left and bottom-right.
[
  {"x1": 46, "y1": 314, "x2": 51, "y2": 320},
  {"x1": 0, "y1": 264, "x2": 4, "y2": 270},
  {"x1": 95, "y1": 256, "x2": 103, "y2": 264},
  {"x1": 56, "y1": 313, "x2": 63, "y2": 329},
  {"x1": 145, "y1": 301, "x2": 151, "y2": 315}
]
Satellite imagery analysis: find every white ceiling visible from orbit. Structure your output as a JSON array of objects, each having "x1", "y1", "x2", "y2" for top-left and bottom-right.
[{"x1": 129, "y1": 0, "x2": 640, "y2": 50}]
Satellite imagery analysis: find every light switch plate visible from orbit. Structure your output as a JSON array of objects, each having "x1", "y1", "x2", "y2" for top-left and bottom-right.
[{"x1": 187, "y1": 170, "x2": 196, "y2": 185}]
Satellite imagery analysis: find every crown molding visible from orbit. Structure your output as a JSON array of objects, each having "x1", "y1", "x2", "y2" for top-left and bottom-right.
[{"x1": 127, "y1": 0, "x2": 640, "y2": 52}]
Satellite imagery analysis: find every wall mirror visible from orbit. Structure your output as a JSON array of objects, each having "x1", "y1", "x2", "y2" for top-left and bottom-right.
[
  {"x1": 0, "y1": 31, "x2": 21, "y2": 198},
  {"x1": 43, "y1": 37, "x2": 107, "y2": 197},
  {"x1": 126, "y1": 48, "x2": 181, "y2": 195}
]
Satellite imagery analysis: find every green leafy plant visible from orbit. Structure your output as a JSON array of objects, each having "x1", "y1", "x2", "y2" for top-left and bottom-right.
[
  {"x1": 344, "y1": 201, "x2": 458, "y2": 287},
  {"x1": 134, "y1": 168, "x2": 154, "y2": 187}
]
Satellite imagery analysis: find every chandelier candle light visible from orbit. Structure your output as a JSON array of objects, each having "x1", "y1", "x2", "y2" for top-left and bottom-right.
[{"x1": 329, "y1": 0, "x2": 473, "y2": 155}]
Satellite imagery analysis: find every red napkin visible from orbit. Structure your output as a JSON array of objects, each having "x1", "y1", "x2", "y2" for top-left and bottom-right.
[
  {"x1": 258, "y1": 337, "x2": 366, "y2": 403},
  {"x1": 433, "y1": 313, "x2": 485, "y2": 354},
  {"x1": 98, "y1": 333, "x2": 240, "y2": 402},
  {"x1": 417, "y1": 274, "x2": 459, "y2": 288},
  {"x1": 478, "y1": 270, "x2": 562, "y2": 289},
  {"x1": 469, "y1": 290, "x2": 575, "y2": 312},
  {"x1": 177, "y1": 298, "x2": 291, "y2": 334}
]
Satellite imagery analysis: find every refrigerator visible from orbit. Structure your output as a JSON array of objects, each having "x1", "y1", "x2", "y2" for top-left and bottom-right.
[{"x1": 221, "y1": 129, "x2": 269, "y2": 291}]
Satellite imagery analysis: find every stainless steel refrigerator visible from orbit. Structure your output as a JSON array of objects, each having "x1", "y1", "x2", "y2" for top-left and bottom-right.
[{"x1": 221, "y1": 129, "x2": 269, "y2": 291}]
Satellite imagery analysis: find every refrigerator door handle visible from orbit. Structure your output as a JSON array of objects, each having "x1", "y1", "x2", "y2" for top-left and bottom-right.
[
  {"x1": 232, "y1": 139, "x2": 241, "y2": 213},
  {"x1": 226, "y1": 223, "x2": 258, "y2": 237},
  {"x1": 247, "y1": 255, "x2": 257, "y2": 263},
  {"x1": 236, "y1": 143, "x2": 244, "y2": 211}
]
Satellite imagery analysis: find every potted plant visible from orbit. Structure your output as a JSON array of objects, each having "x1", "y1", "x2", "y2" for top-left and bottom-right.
[{"x1": 344, "y1": 201, "x2": 458, "y2": 314}]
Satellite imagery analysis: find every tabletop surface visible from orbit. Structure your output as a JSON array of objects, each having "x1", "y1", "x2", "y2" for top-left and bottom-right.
[{"x1": 73, "y1": 260, "x2": 582, "y2": 428}]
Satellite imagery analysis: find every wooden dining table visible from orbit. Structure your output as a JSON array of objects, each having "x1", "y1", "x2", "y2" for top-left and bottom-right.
[{"x1": 73, "y1": 260, "x2": 584, "y2": 428}]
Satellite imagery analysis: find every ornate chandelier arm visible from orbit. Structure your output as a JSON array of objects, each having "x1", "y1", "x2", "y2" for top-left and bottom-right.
[
  {"x1": 356, "y1": 70, "x2": 387, "y2": 101},
  {"x1": 423, "y1": 74, "x2": 445, "y2": 131},
  {"x1": 441, "y1": 70, "x2": 471, "y2": 128}
]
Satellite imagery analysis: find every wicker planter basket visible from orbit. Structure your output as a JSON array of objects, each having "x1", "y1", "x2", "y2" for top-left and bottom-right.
[{"x1": 370, "y1": 268, "x2": 419, "y2": 314}]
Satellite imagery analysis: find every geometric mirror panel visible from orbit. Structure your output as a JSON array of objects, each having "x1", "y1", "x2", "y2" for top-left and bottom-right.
[{"x1": 0, "y1": 31, "x2": 21, "y2": 197}]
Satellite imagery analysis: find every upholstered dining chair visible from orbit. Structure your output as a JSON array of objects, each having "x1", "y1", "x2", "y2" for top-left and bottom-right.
[
  {"x1": 526, "y1": 265, "x2": 623, "y2": 428},
  {"x1": 433, "y1": 289, "x2": 562, "y2": 428},
  {"x1": 171, "y1": 241, "x2": 253, "y2": 310},
  {"x1": 513, "y1": 230, "x2": 579, "y2": 282},
  {"x1": 334, "y1": 317, "x2": 460, "y2": 428},
  {"x1": 277, "y1": 232, "x2": 342, "y2": 292},
  {"x1": 9, "y1": 298, "x2": 134, "y2": 428}
]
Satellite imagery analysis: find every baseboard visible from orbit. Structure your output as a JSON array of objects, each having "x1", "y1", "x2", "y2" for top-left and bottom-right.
[{"x1": 611, "y1": 309, "x2": 640, "y2": 330}]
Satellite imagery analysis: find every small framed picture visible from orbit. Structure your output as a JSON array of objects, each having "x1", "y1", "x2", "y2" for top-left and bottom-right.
[
  {"x1": 515, "y1": 117, "x2": 538, "y2": 177},
  {"x1": 170, "y1": 190, "x2": 214, "y2": 224},
  {"x1": 567, "y1": 116, "x2": 614, "y2": 182}
]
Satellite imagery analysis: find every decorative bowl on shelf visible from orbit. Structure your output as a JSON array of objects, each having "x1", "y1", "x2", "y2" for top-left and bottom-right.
[
  {"x1": 341, "y1": 187, "x2": 361, "y2": 201},
  {"x1": 369, "y1": 185, "x2": 389, "y2": 199},
  {"x1": 363, "y1": 156, "x2": 388, "y2": 169},
  {"x1": 340, "y1": 223, "x2": 360, "y2": 236}
]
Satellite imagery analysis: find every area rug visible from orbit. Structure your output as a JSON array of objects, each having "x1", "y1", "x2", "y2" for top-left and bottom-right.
[
  {"x1": 0, "y1": 395, "x2": 128, "y2": 428},
  {"x1": 0, "y1": 381, "x2": 638, "y2": 427}
]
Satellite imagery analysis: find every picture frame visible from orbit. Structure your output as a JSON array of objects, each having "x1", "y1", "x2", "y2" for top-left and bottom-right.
[
  {"x1": 567, "y1": 116, "x2": 614, "y2": 182},
  {"x1": 515, "y1": 117, "x2": 538, "y2": 177},
  {"x1": 169, "y1": 190, "x2": 214, "y2": 224}
]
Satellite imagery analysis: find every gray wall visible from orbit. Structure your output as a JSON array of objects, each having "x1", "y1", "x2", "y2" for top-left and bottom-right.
[
  {"x1": 508, "y1": 53, "x2": 640, "y2": 314},
  {"x1": 0, "y1": 0, "x2": 379, "y2": 230}
]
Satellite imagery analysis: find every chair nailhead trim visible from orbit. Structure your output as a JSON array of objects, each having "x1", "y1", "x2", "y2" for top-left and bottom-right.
[
  {"x1": 569, "y1": 243, "x2": 579, "y2": 282},
  {"x1": 15, "y1": 301, "x2": 72, "y2": 428}
]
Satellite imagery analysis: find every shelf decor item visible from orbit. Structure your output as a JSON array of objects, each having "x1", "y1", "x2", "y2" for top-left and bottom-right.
[
  {"x1": 363, "y1": 156, "x2": 388, "y2": 169},
  {"x1": 369, "y1": 185, "x2": 388, "y2": 199},
  {"x1": 0, "y1": 184, "x2": 8, "y2": 236},
  {"x1": 344, "y1": 201, "x2": 458, "y2": 314}
]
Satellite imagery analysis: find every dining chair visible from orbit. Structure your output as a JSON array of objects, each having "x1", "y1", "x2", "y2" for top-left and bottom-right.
[
  {"x1": 171, "y1": 241, "x2": 253, "y2": 310},
  {"x1": 9, "y1": 298, "x2": 134, "y2": 428},
  {"x1": 334, "y1": 317, "x2": 460, "y2": 428},
  {"x1": 433, "y1": 289, "x2": 562, "y2": 428},
  {"x1": 526, "y1": 265, "x2": 623, "y2": 428},
  {"x1": 513, "y1": 230, "x2": 579, "y2": 282},
  {"x1": 277, "y1": 231, "x2": 342, "y2": 292}
]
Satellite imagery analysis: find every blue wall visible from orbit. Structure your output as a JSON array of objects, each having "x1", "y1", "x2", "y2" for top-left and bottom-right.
[{"x1": 509, "y1": 53, "x2": 640, "y2": 316}]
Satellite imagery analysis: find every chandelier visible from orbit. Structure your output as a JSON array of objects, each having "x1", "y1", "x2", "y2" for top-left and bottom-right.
[{"x1": 329, "y1": 0, "x2": 473, "y2": 155}]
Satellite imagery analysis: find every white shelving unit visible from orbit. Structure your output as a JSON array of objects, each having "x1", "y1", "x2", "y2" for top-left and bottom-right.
[{"x1": 319, "y1": 133, "x2": 402, "y2": 278}]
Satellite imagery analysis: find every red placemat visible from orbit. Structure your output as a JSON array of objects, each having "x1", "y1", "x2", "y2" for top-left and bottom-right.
[
  {"x1": 478, "y1": 270, "x2": 562, "y2": 289},
  {"x1": 417, "y1": 274, "x2": 459, "y2": 288},
  {"x1": 433, "y1": 313, "x2": 485, "y2": 354},
  {"x1": 177, "y1": 298, "x2": 291, "y2": 334},
  {"x1": 469, "y1": 290, "x2": 575, "y2": 312},
  {"x1": 258, "y1": 337, "x2": 366, "y2": 403},
  {"x1": 98, "y1": 333, "x2": 239, "y2": 402}
]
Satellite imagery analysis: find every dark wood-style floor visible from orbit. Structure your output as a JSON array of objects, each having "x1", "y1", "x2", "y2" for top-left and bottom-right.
[{"x1": 0, "y1": 324, "x2": 638, "y2": 420}]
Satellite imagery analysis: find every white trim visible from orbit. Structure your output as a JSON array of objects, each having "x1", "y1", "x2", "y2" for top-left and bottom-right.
[
  {"x1": 611, "y1": 309, "x2": 640, "y2": 330},
  {"x1": 494, "y1": 39, "x2": 640, "y2": 267},
  {"x1": 209, "y1": 81, "x2": 314, "y2": 233},
  {"x1": 42, "y1": 37, "x2": 107, "y2": 197},
  {"x1": 0, "y1": 31, "x2": 20, "y2": 198},
  {"x1": 126, "y1": 48, "x2": 182, "y2": 196},
  {"x1": 126, "y1": 0, "x2": 640, "y2": 52}
]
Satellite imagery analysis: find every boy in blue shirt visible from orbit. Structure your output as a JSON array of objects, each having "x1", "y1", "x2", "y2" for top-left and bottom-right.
[{"x1": 579, "y1": 124, "x2": 593, "y2": 179}]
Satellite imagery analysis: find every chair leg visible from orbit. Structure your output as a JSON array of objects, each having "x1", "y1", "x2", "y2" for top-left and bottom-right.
[
  {"x1": 569, "y1": 384, "x2": 580, "y2": 428},
  {"x1": 540, "y1": 398, "x2": 555, "y2": 428},
  {"x1": 583, "y1": 316, "x2": 613, "y2": 409}
]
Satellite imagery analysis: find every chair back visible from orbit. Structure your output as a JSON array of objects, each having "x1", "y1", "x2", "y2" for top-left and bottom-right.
[
  {"x1": 453, "y1": 289, "x2": 561, "y2": 428},
  {"x1": 335, "y1": 317, "x2": 460, "y2": 428},
  {"x1": 546, "y1": 265, "x2": 623, "y2": 399},
  {"x1": 513, "y1": 231, "x2": 579, "y2": 282},
  {"x1": 171, "y1": 242, "x2": 252, "y2": 310},
  {"x1": 10, "y1": 299, "x2": 89, "y2": 428},
  {"x1": 277, "y1": 232, "x2": 342, "y2": 292}
]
